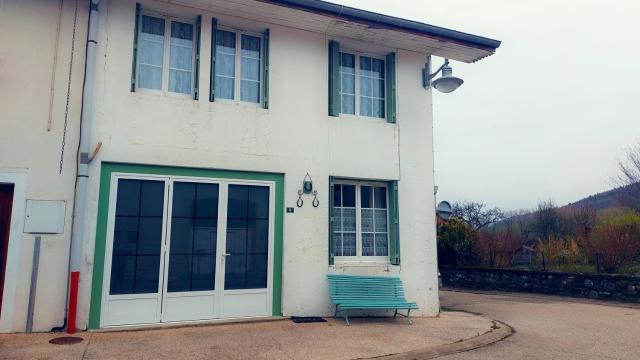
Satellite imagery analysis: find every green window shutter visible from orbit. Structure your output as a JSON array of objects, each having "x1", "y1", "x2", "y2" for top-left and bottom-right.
[
  {"x1": 388, "y1": 180, "x2": 400, "y2": 265},
  {"x1": 209, "y1": 18, "x2": 218, "y2": 102},
  {"x1": 385, "y1": 52, "x2": 397, "y2": 123},
  {"x1": 130, "y1": 3, "x2": 141, "y2": 92},
  {"x1": 193, "y1": 15, "x2": 202, "y2": 100},
  {"x1": 328, "y1": 40, "x2": 340, "y2": 117},
  {"x1": 328, "y1": 176, "x2": 335, "y2": 265},
  {"x1": 262, "y1": 29, "x2": 270, "y2": 109}
]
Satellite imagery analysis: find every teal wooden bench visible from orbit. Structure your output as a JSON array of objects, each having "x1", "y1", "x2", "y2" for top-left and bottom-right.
[{"x1": 327, "y1": 274, "x2": 419, "y2": 325}]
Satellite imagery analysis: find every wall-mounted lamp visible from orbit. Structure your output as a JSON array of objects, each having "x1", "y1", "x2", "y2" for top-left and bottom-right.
[
  {"x1": 423, "y1": 57, "x2": 464, "y2": 93},
  {"x1": 297, "y1": 173, "x2": 319, "y2": 208}
]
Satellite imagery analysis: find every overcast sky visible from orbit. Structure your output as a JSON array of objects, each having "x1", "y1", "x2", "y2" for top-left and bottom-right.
[{"x1": 337, "y1": 0, "x2": 640, "y2": 211}]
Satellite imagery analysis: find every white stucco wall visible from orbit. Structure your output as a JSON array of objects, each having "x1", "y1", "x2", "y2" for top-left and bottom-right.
[
  {"x1": 0, "y1": 0, "x2": 88, "y2": 332},
  {"x1": 1, "y1": 0, "x2": 439, "y2": 332}
]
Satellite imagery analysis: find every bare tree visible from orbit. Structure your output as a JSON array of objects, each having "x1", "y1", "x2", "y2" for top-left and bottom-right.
[
  {"x1": 617, "y1": 143, "x2": 640, "y2": 211},
  {"x1": 452, "y1": 201, "x2": 505, "y2": 231},
  {"x1": 532, "y1": 201, "x2": 563, "y2": 241}
]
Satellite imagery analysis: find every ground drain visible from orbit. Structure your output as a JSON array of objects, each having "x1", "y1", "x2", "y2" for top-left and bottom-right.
[
  {"x1": 49, "y1": 336, "x2": 84, "y2": 345},
  {"x1": 291, "y1": 316, "x2": 327, "y2": 323}
]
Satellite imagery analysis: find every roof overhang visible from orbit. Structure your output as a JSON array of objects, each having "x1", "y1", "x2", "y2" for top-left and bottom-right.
[{"x1": 166, "y1": 0, "x2": 501, "y2": 62}]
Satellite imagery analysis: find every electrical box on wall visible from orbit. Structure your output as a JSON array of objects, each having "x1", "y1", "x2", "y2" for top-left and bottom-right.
[{"x1": 24, "y1": 200, "x2": 66, "y2": 234}]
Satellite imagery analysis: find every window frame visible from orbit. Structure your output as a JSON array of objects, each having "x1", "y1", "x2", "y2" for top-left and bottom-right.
[
  {"x1": 214, "y1": 25, "x2": 264, "y2": 107},
  {"x1": 338, "y1": 49, "x2": 386, "y2": 120},
  {"x1": 136, "y1": 10, "x2": 196, "y2": 98},
  {"x1": 333, "y1": 179, "x2": 390, "y2": 263}
]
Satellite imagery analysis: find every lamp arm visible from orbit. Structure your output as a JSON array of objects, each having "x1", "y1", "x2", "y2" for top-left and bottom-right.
[{"x1": 428, "y1": 59, "x2": 450, "y2": 81}]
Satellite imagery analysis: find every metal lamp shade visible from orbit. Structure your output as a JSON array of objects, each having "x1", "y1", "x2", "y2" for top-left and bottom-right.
[{"x1": 432, "y1": 65, "x2": 463, "y2": 93}]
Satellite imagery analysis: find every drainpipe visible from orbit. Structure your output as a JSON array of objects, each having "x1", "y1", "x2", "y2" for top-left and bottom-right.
[{"x1": 66, "y1": 0, "x2": 100, "y2": 334}]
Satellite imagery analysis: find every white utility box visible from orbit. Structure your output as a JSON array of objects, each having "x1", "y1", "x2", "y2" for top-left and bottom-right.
[{"x1": 24, "y1": 200, "x2": 66, "y2": 234}]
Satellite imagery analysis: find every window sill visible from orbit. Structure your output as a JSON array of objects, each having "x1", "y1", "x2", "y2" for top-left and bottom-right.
[
  {"x1": 210, "y1": 98, "x2": 267, "y2": 112},
  {"x1": 331, "y1": 260, "x2": 393, "y2": 267},
  {"x1": 338, "y1": 113, "x2": 387, "y2": 122}
]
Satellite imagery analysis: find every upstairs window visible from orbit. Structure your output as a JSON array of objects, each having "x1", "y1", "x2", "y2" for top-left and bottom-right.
[
  {"x1": 339, "y1": 53, "x2": 385, "y2": 118},
  {"x1": 214, "y1": 30, "x2": 262, "y2": 104},
  {"x1": 328, "y1": 41, "x2": 396, "y2": 122},
  {"x1": 135, "y1": 12, "x2": 196, "y2": 96}
]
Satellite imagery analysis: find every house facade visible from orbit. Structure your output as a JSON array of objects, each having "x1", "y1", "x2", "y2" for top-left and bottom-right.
[{"x1": 0, "y1": 0, "x2": 499, "y2": 332}]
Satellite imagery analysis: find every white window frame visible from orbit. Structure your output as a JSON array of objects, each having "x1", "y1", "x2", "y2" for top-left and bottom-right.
[
  {"x1": 215, "y1": 26, "x2": 263, "y2": 106},
  {"x1": 136, "y1": 10, "x2": 196, "y2": 98},
  {"x1": 339, "y1": 50, "x2": 386, "y2": 120},
  {"x1": 333, "y1": 180, "x2": 390, "y2": 263}
]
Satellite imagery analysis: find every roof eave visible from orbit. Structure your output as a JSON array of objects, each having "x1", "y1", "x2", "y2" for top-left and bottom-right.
[{"x1": 263, "y1": 0, "x2": 501, "y2": 55}]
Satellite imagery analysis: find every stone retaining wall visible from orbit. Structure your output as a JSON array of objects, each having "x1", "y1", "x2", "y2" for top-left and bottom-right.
[{"x1": 441, "y1": 266, "x2": 640, "y2": 303}]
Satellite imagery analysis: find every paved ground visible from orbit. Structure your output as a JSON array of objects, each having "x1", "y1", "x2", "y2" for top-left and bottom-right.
[
  {"x1": 440, "y1": 289, "x2": 640, "y2": 359},
  {"x1": 0, "y1": 312, "x2": 494, "y2": 360}
]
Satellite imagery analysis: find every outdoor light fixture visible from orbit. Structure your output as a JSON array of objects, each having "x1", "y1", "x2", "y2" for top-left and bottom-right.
[{"x1": 423, "y1": 57, "x2": 464, "y2": 93}]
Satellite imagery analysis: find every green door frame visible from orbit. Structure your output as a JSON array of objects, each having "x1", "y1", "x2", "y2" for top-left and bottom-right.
[{"x1": 88, "y1": 162, "x2": 284, "y2": 329}]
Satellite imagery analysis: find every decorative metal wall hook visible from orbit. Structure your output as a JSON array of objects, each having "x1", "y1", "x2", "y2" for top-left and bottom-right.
[
  {"x1": 296, "y1": 189, "x2": 304, "y2": 208},
  {"x1": 312, "y1": 190, "x2": 319, "y2": 207}
]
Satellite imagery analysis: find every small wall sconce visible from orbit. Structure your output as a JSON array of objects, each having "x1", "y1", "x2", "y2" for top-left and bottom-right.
[{"x1": 297, "y1": 173, "x2": 319, "y2": 208}]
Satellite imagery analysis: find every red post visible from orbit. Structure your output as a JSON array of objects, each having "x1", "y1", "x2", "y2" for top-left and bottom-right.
[{"x1": 67, "y1": 271, "x2": 80, "y2": 334}]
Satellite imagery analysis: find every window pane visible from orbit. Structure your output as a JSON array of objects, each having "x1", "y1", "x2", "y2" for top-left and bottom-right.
[
  {"x1": 138, "y1": 16, "x2": 165, "y2": 90},
  {"x1": 227, "y1": 185, "x2": 248, "y2": 219},
  {"x1": 342, "y1": 232, "x2": 356, "y2": 256},
  {"x1": 375, "y1": 233, "x2": 388, "y2": 256},
  {"x1": 340, "y1": 53, "x2": 355, "y2": 74},
  {"x1": 362, "y1": 233, "x2": 374, "y2": 256},
  {"x1": 360, "y1": 76, "x2": 372, "y2": 97},
  {"x1": 168, "y1": 254, "x2": 191, "y2": 292},
  {"x1": 343, "y1": 208, "x2": 356, "y2": 232},
  {"x1": 215, "y1": 30, "x2": 236, "y2": 100},
  {"x1": 240, "y1": 79, "x2": 260, "y2": 103},
  {"x1": 360, "y1": 97, "x2": 372, "y2": 117},
  {"x1": 342, "y1": 185, "x2": 355, "y2": 207},
  {"x1": 135, "y1": 255, "x2": 160, "y2": 293},
  {"x1": 371, "y1": 58, "x2": 385, "y2": 79},
  {"x1": 113, "y1": 217, "x2": 138, "y2": 255},
  {"x1": 341, "y1": 95, "x2": 355, "y2": 114},
  {"x1": 333, "y1": 184, "x2": 342, "y2": 207},
  {"x1": 359, "y1": 56, "x2": 372, "y2": 77},
  {"x1": 172, "y1": 182, "x2": 195, "y2": 217},
  {"x1": 374, "y1": 187, "x2": 387, "y2": 208},
  {"x1": 372, "y1": 99, "x2": 385, "y2": 118},
  {"x1": 195, "y1": 183, "x2": 219, "y2": 218},
  {"x1": 193, "y1": 218, "x2": 216, "y2": 254},
  {"x1": 191, "y1": 255, "x2": 215, "y2": 291},
  {"x1": 333, "y1": 232, "x2": 343, "y2": 256},
  {"x1": 138, "y1": 217, "x2": 163, "y2": 255},
  {"x1": 246, "y1": 254, "x2": 268, "y2": 289},
  {"x1": 170, "y1": 217, "x2": 194, "y2": 254},
  {"x1": 361, "y1": 209, "x2": 374, "y2": 232},
  {"x1": 140, "y1": 181, "x2": 164, "y2": 216},
  {"x1": 375, "y1": 209, "x2": 388, "y2": 232},
  {"x1": 248, "y1": 186, "x2": 270, "y2": 219},
  {"x1": 110, "y1": 256, "x2": 135, "y2": 295},
  {"x1": 360, "y1": 186, "x2": 372, "y2": 208},
  {"x1": 332, "y1": 208, "x2": 342, "y2": 232},
  {"x1": 116, "y1": 180, "x2": 140, "y2": 216}
]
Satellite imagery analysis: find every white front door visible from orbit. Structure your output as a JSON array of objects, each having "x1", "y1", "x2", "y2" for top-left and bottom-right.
[{"x1": 101, "y1": 175, "x2": 273, "y2": 327}]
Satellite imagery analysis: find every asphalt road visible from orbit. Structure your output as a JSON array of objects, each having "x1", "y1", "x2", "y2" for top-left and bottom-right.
[{"x1": 439, "y1": 290, "x2": 640, "y2": 360}]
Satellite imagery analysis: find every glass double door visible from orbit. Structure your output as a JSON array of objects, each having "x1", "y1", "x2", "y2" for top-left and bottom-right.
[{"x1": 102, "y1": 176, "x2": 272, "y2": 327}]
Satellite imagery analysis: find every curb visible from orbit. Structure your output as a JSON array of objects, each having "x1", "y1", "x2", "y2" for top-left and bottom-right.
[{"x1": 366, "y1": 317, "x2": 514, "y2": 360}]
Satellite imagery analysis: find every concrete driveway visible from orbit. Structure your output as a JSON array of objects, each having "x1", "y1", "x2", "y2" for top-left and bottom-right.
[{"x1": 440, "y1": 289, "x2": 640, "y2": 359}]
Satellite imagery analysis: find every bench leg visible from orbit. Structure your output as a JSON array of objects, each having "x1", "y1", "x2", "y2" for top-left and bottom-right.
[
  {"x1": 407, "y1": 309, "x2": 412, "y2": 325},
  {"x1": 344, "y1": 309, "x2": 350, "y2": 326},
  {"x1": 393, "y1": 309, "x2": 398, "y2": 319},
  {"x1": 334, "y1": 305, "x2": 339, "y2": 318}
]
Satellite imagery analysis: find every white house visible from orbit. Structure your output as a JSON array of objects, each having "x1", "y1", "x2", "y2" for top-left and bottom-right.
[{"x1": 0, "y1": 0, "x2": 499, "y2": 332}]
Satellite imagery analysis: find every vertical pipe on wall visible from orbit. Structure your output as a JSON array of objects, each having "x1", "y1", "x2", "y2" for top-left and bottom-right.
[
  {"x1": 67, "y1": 0, "x2": 100, "y2": 334},
  {"x1": 26, "y1": 236, "x2": 42, "y2": 333}
]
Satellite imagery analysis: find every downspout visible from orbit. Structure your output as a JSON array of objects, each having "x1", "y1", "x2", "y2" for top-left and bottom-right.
[{"x1": 67, "y1": 0, "x2": 100, "y2": 334}]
